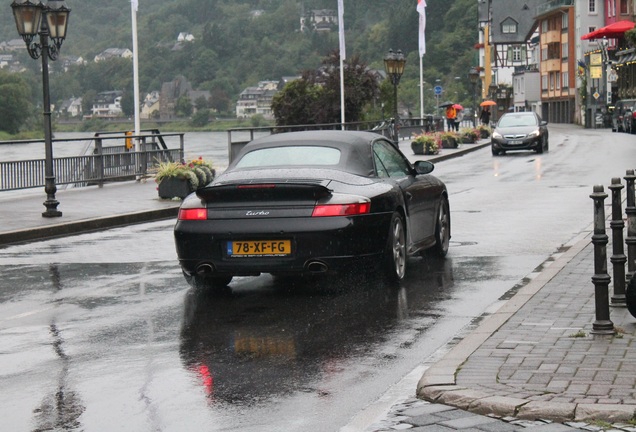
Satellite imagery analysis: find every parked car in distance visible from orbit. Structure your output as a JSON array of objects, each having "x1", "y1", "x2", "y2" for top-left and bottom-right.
[
  {"x1": 612, "y1": 99, "x2": 636, "y2": 133},
  {"x1": 491, "y1": 112, "x2": 549, "y2": 156},
  {"x1": 174, "y1": 130, "x2": 451, "y2": 290}
]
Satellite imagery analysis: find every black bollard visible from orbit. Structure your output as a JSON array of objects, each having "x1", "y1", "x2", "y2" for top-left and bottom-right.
[
  {"x1": 609, "y1": 177, "x2": 626, "y2": 306},
  {"x1": 624, "y1": 170, "x2": 636, "y2": 283},
  {"x1": 625, "y1": 170, "x2": 636, "y2": 317},
  {"x1": 590, "y1": 185, "x2": 614, "y2": 335}
]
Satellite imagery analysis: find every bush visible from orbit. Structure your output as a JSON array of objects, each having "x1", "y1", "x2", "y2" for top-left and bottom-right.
[
  {"x1": 154, "y1": 157, "x2": 215, "y2": 191},
  {"x1": 411, "y1": 132, "x2": 439, "y2": 155}
]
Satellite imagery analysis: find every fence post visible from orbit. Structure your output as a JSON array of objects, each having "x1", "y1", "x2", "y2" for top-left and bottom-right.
[
  {"x1": 609, "y1": 177, "x2": 626, "y2": 306},
  {"x1": 95, "y1": 137, "x2": 104, "y2": 188},
  {"x1": 179, "y1": 134, "x2": 185, "y2": 164},
  {"x1": 624, "y1": 170, "x2": 636, "y2": 284},
  {"x1": 590, "y1": 185, "x2": 614, "y2": 335}
]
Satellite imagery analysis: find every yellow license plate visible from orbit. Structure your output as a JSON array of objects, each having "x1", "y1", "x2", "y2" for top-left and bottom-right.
[{"x1": 228, "y1": 240, "x2": 291, "y2": 257}]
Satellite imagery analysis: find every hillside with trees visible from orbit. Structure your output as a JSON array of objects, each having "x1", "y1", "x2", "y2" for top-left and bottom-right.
[{"x1": 0, "y1": 0, "x2": 477, "y2": 133}]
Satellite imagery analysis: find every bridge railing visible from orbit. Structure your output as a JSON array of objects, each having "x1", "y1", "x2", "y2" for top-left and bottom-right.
[
  {"x1": 0, "y1": 130, "x2": 184, "y2": 192},
  {"x1": 226, "y1": 116, "x2": 446, "y2": 163}
]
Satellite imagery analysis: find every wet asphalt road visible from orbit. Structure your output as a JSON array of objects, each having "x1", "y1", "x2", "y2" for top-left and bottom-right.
[{"x1": 0, "y1": 125, "x2": 633, "y2": 431}]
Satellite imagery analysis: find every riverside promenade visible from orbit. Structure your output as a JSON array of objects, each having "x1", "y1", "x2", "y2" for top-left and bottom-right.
[{"x1": 2, "y1": 139, "x2": 636, "y2": 431}]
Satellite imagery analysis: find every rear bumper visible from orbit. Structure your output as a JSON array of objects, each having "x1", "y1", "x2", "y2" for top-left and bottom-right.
[
  {"x1": 174, "y1": 213, "x2": 391, "y2": 276},
  {"x1": 491, "y1": 137, "x2": 541, "y2": 151}
]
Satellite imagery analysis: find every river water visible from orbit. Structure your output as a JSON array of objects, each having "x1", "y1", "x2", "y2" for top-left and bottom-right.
[{"x1": 0, "y1": 131, "x2": 272, "y2": 173}]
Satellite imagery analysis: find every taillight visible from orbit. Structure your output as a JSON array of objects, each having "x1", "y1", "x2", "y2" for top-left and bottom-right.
[
  {"x1": 178, "y1": 208, "x2": 207, "y2": 220},
  {"x1": 312, "y1": 202, "x2": 370, "y2": 217}
]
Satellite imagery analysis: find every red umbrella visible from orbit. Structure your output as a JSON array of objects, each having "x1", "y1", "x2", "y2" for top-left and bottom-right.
[
  {"x1": 581, "y1": 20, "x2": 635, "y2": 40},
  {"x1": 452, "y1": 103, "x2": 463, "y2": 110}
]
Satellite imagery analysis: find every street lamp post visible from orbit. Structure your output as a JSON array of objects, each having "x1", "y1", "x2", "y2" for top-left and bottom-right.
[
  {"x1": 599, "y1": 37, "x2": 610, "y2": 127},
  {"x1": 383, "y1": 49, "x2": 406, "y2": 144},
  {"x1": 488, "y1": 82, "x2": 498, "y2": 123},
  {"x1": 468, "y1": 68, "x2": 480, "y2": 127},
  {"x1": 11, "y1": 0, "x2": 70, "y2": 218}
]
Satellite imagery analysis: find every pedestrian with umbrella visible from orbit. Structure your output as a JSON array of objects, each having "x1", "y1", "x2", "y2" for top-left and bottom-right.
[
  {"x1": 453, "y1": 103, "x2": 463, "y2": 131},
  {"x1": 441, "y1": 101, "x2": 456, "y2": 132},
  {"x1": 479, "y1": 100, "x2": 495, "y2": 126}
]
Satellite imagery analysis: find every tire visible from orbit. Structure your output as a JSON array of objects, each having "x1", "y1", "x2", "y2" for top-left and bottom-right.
[
  {"x1": 383, "y1": 212, "x2": 406, "y2": 281},
  {"x1": 491, "y1": 146, "x2": 501, "y2": 156},
  {"x1": 431, "y1": 197, "x2": 450, "y2": 257},
  {"x1": 537, "y1": 136, "x2": 547, "y2": 154}
]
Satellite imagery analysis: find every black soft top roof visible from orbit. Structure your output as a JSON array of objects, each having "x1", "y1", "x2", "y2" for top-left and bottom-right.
[{"x1": 230, "y1": 130, "x2": 393, "y2": 176}]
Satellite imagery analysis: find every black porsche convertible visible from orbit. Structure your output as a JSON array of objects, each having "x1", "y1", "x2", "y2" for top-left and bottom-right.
[{"x1": 174, "y1": 130, "x2": 450, "y2": 289}]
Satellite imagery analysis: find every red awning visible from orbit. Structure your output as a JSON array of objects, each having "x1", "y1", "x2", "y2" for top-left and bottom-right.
[{"x1": 581, "y1": 20, "x2": 635, "y2": 40}]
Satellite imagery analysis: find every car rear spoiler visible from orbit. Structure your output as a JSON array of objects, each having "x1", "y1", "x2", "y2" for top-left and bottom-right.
[{"x1": 196, "y1": 182, "x2": 333, "y2": 202}]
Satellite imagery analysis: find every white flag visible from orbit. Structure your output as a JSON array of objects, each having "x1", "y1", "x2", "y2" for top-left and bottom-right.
[
  {"x1": 417, "y1": 0, "x2": 426, "y2": 56},
  {"x1": 132, "y1": 0, "x2": 138, "y2": 11},
  {"x1": 338, "y1": 0, "x2": 346, "y2": 59}
]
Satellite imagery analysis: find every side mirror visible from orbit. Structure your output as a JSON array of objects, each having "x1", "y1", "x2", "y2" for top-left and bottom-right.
[{"x1": 413, "y1": 160, "x2": 435, "y2": 175}]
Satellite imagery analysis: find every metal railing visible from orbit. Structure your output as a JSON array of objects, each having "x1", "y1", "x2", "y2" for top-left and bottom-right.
[
  {"x1": 226, "y1": 117, "x2": 446, "y2": 163},
  {"x1": 0, "y1": 130, "x2": 184, "y2": 192},
  {"x1": 536, "y1": 0, "x2": 573, "y2": 17}
]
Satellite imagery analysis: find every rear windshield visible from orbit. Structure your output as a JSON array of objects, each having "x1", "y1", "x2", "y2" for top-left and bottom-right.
[
  {"x1": 236, "y1": 146, "x2": 342, "y2": 168},
  {"x1": 498, "y1": 114, "x2": 537, "y2": 127}
]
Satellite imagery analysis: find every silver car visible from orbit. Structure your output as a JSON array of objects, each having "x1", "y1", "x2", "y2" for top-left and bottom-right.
[{"x1": 490, "y1": 112, "x2": 549, "y2": 156}]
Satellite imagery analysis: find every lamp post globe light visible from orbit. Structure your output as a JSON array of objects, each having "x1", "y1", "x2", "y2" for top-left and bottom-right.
[
  {"x1": 383, "y1": 49, "x2": 406, "y2": 144},
  {"x1": 468, "y1": 67, "x2": 480, "y2": 127},
  {"x1": 11, "y1": 0, "x2": 70, "y2": 218}
]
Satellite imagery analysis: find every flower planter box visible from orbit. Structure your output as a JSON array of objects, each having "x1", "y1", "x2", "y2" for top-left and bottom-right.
[
  {"x1": 411, "y1": 141, "x2": 437, "y2": 155},
  {"x1": 158, "y1": 177, "x2": 194, "y2": 199},
  {"x1": 441, "y1": 138, "x2": 458, "y2": 149}
]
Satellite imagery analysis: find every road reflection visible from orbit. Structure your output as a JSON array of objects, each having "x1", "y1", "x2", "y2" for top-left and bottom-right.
[
  {"x1": 32, "y1": 265, "x2": 85, "y2": 432},
  {"x1": 179, "y1": 256, "x2": 455, "y2": 406}
]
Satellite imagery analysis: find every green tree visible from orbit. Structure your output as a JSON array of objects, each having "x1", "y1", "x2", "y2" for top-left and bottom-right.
[
  {"x1": 272, "y1": 52, "x2": 378, "y2": 125},
  {"x1": 271, "y1": 74, "x2": 323, "y2": 126},
  {"x1": 318, "y1": 51, "x2": 379, "y2": 123},
  {"x1": 82, "y1": 90, "x2": 97, "y2": 116},
  {"x1": 195, "y1": 96, "x2": 209, "y2": 111},
  {"x1": 191, "y1": 109, "x2": 210, "y2": 127},
  {"x1": 209, "y1": 88, "x2": 231, "y2": 114},
  {"x1": 0, "y1": 71, "x2": 33, "y2": 134},
  {"x1": 120, "y1": 91, "x2": 135, "y2": 117},
  {"x1": 175, "y1": 95, "x2": 193, "y2": 117}
]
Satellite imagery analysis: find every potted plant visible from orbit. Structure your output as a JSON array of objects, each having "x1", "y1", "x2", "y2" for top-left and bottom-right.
[
  {"x1": 477, "y1": 124, "x2": 491, "y2": 138},
  {"x1": 459, "y1": 127, "x2": 478, "y2": 144},
  {"x1": 154, "y1": 157, "x2": 215, "y2": 199},
  {"x1": 440, "y1": 130, "x2": 459, "y2": 149},
  {"x1": 411, "y1": 132, "x2": 439, "y2": 155},
  {"x1": 187, "y1": 156, "x2": 216, "y2": 185}
]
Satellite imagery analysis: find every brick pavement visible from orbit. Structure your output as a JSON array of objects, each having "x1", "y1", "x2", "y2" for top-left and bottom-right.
[{"x1": 362, "y1": 230, "x2": 636, "y2": 430}]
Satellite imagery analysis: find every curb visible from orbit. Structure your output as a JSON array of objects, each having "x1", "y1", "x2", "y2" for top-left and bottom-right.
[
  {"x1": 0, "y1": 206, "x2": 179, "y2": 247},
  {"x1": 427, "y1": 141, "x2": 491, "y2": 163},
  {"x1": 415, "y1": 229, "x2": 616, "y2": 422}
]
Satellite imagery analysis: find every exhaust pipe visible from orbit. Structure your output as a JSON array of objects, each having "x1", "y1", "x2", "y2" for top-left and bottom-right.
[
  {"x1": 196, "y1": 263, "x2": 215, "y2": 275},
  {"x1": 306, "y1": 260, "x2": 328, "y2": 273}
]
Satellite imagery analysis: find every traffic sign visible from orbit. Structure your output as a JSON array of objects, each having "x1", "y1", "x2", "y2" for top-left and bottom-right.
[{"x1": 434, "y1": 85, "x2": 443, "y2": 96}]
